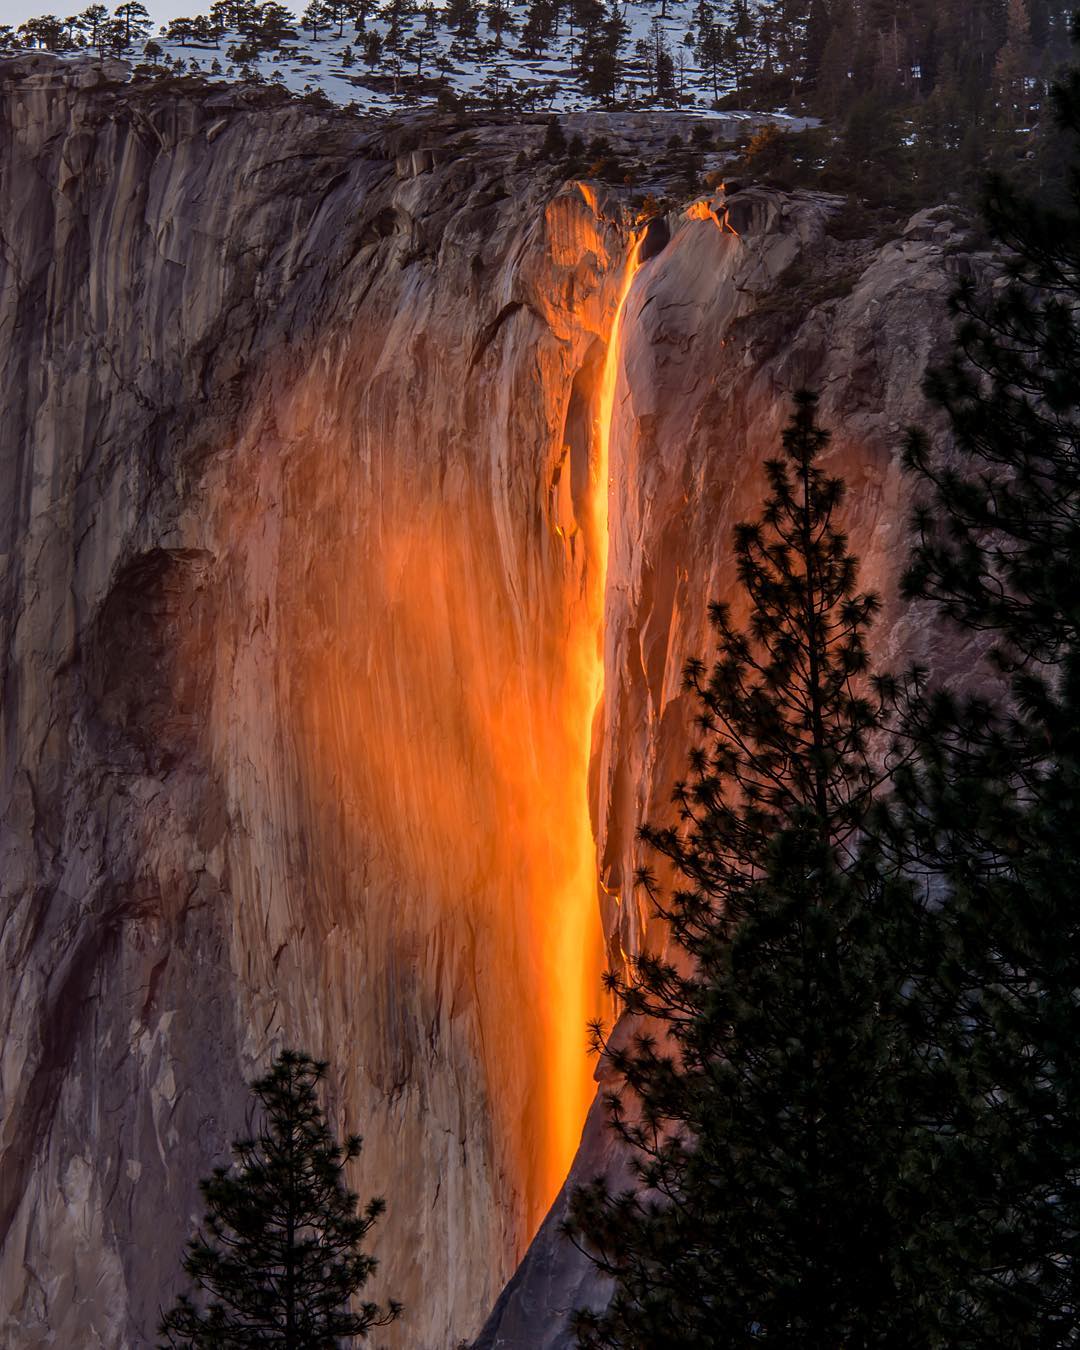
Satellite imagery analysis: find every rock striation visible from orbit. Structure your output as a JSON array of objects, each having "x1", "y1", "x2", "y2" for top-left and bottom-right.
[{"x1": 0, "y1": 58, "x2": 974, "y2": 1348}]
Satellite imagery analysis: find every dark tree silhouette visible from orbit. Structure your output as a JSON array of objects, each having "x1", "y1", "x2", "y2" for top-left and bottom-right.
[
  {"x1": 566, "y1": 394, "x2": 928, "y2": 1347},
  {"x1": 890, "y1": 18, "x2": 1080, "y2": 1342},
  {"x1": 159, "y1": 1050, "x2": 401, "y2": 1348}
]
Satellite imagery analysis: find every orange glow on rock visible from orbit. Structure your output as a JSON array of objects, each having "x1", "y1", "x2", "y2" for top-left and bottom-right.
[
  {"x1": 685, "y1": 195, "x2": 741, "y2": 238},
  {"x1": 261, "y1": 209, "x2": 643, "y2": 1249},
  {"x1": 591, "y1": 233, "x2": 643, "y2": 610},
  {"x1": 288, "y1": 488, "x2": 605, "y2": 1229},
  {"x1": 685, "y1": 198, "x2": 721, "y2": 225},
  {"x1": 576, "y1": 181, "x2": 600, "y2": 214},
  {"x1": 543, "y1": 227, "x2": 643, "y2": 1203}
]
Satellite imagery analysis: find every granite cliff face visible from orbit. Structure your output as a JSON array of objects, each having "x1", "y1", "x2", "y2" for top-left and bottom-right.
[
  {"x1": 479, "y1": 187, "x2": 970, "y2": 1350},
  {"x1": 0, "y1": 56, "x2": 969, "y2": 1348}
]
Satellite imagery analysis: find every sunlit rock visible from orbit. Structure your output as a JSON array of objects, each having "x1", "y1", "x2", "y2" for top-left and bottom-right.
[{"x1": 0, "y1": 61, "x2": 974, "y2": 1349}]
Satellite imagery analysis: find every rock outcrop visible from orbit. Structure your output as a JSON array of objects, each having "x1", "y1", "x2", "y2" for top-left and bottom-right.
[{"x1": 0, "y1": 58, "x2": 972, "y2": 1348}]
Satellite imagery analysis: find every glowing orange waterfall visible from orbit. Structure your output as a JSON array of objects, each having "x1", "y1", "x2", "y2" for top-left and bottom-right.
[
  {"x1": 539, "y1": 234, "x2": 646, "y2": 1206},
  {"x1": 592, "y1": 234, "x2": 643, "y2": 613},
  {"x1": 284, "y1": 220, "x2": 648, "y2": 1256}
]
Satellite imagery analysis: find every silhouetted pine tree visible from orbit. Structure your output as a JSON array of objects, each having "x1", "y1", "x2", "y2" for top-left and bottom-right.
[
  {"x1": 538, "y1": 112, "x2": 567, "y2": 159},
  {"x1": 566, "y1": 394, "x2": 929, "y2": 1348},
  {"x1": 577, "y1": 0, "x2": 627, "y2": 102},
  {"x1": 444, "y1": 0, "x2": 479, "y2": 34},
  {"x1": 892, "y1": 18, "x2": 1080, "y2": 1342},
  {"x1": 159, "y1": 1050, "x2": 400, "y2": 1348}
]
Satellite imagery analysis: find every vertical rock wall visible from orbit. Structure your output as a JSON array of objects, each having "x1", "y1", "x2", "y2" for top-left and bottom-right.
[
  {"x1": 596, "y1": 190, "x2": 961, "y2": 964},
  {"x1": 0, "y1": 63, "x2": 632, "y2": 1347},
  {"x1": 0, "y1": 58, "x2": 972, "y2": 1349}
]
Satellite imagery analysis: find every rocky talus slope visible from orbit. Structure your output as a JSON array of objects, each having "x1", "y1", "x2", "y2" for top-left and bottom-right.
[{"x1": 0, "y1": 56, "x2": 972, "y2": 1348}]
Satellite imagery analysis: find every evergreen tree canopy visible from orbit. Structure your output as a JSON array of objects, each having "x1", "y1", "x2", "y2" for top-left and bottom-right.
[
  {"x1": 114, "y1": 0, "x2": 150, "y2": 44},
  {"x1": 2, "y1": 0, "x2": 1071, "y2": 128},
  {"x1": 577, "y1": 0, "x2": 626, "y2": 101},
  {"x1": 77, "y1": 2, "x2": 109, "y2": 45},
  {"x1": 539, "y1": 112, "x2": 568, "y2": 158},
  {"x1": 891, "y1": 16, "x2": 1080, "y2": 1341},
  {"x1": 566, "y1": 394, "x2": 928, "y2": 1348},
  {"x1": 159, "y1": 1049, "x2": 401, "y2": 1348}
]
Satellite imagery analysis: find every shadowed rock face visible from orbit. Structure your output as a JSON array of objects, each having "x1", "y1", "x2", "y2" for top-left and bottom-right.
[{"x1": 0, "y1": 57, "x2": 973, "y2": 1349}]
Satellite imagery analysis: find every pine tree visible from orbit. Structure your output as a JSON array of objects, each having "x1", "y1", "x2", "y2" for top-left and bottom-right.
[
  {"x1": 99, "y1": 16, "x2": 129, "y2": 54},
  {"x1": 813, "y1": 0, "x2": 855, "y2": 116},
  {"x1": 301, "y1": 0, "x2": 327, "y2": 38},
  {"x1": 802, "y1": 0, "x2": 830, "y2": 89},
  {"x1": 245, "y1": 0, "x2": 297, "y2": 49},
  {"x1": 577, "y1": 0, "x2": 626, "y2": 102},
  {"x1": 17, "y1": 13, "x2": 67, "y2": 48},
  {"x1": 351, "y1": 0, "x2": 377, "y2": 32},
  {"x1": 404, "y1": 21, "x2": 430, "y2": 75},
  {"x1": 538, "y1": 112, "x2": 567, "y2": 158},
  {"x1": 164, "y1": 15, "x2": 198, "y2": 44},
  {"x1": 521, "y1": 0, "x2": 555, "y2": 54},
  {"x1": 60, "y1": 11, "x2": 83, "y2": 46},
  {"x1": 159, "y1": 1050, "x2": 401, "y2": 1348},
  {"x1": 722, "y1": 0, "x2": 757, "y2": 96},
  {"x1": 114, "y1": 0, "x2": 151, "y2": 47},
  {"x1": 647, "y1": 15, "x2": 676, "y2": 100},
  {"x1": 323, "y1": 0, "x2": 353, "y2": 36},
  {"x1": 77, "y1": 3, "x2": 108, "y2": 47},
  {"x1": 766, "y1": 0, "x2": 809, "y2": 92},
  {"x1": 486, "y1": 0, "x2": 515, "y2": 47},
  {"x1": 893, "y1": 17, "x2": 1080, "y2": 1341},
  {"x1": 444, "y1": 0, "x2": 479, "y2": 36},
  {"x1": 994, "y1": 0, "x2": 1034, "y2": 126},
  {"x1": 695, "y1": 15, "x2": 729, "y2": 101},
  {"x1": 566, "y1": 394, "x2": 929, "y2": 1347}
]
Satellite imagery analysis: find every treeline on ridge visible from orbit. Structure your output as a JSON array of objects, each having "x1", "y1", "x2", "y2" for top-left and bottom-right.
[{"x1": 2, "y1": 0, "x2": 1077, "y2": 149}]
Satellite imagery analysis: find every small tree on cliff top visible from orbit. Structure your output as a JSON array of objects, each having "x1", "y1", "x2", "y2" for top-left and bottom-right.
[
  {"x1": 566, "y1": 394, "x2": 931, "y2": 1346},
  {"x1": 159, "y1": 1049, "x2": 401, "y2": 1348}
]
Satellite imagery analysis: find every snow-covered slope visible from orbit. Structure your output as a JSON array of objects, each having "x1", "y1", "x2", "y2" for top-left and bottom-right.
[{"x1": 149, "y1": 0, "x2": 761, "y2": 114}]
